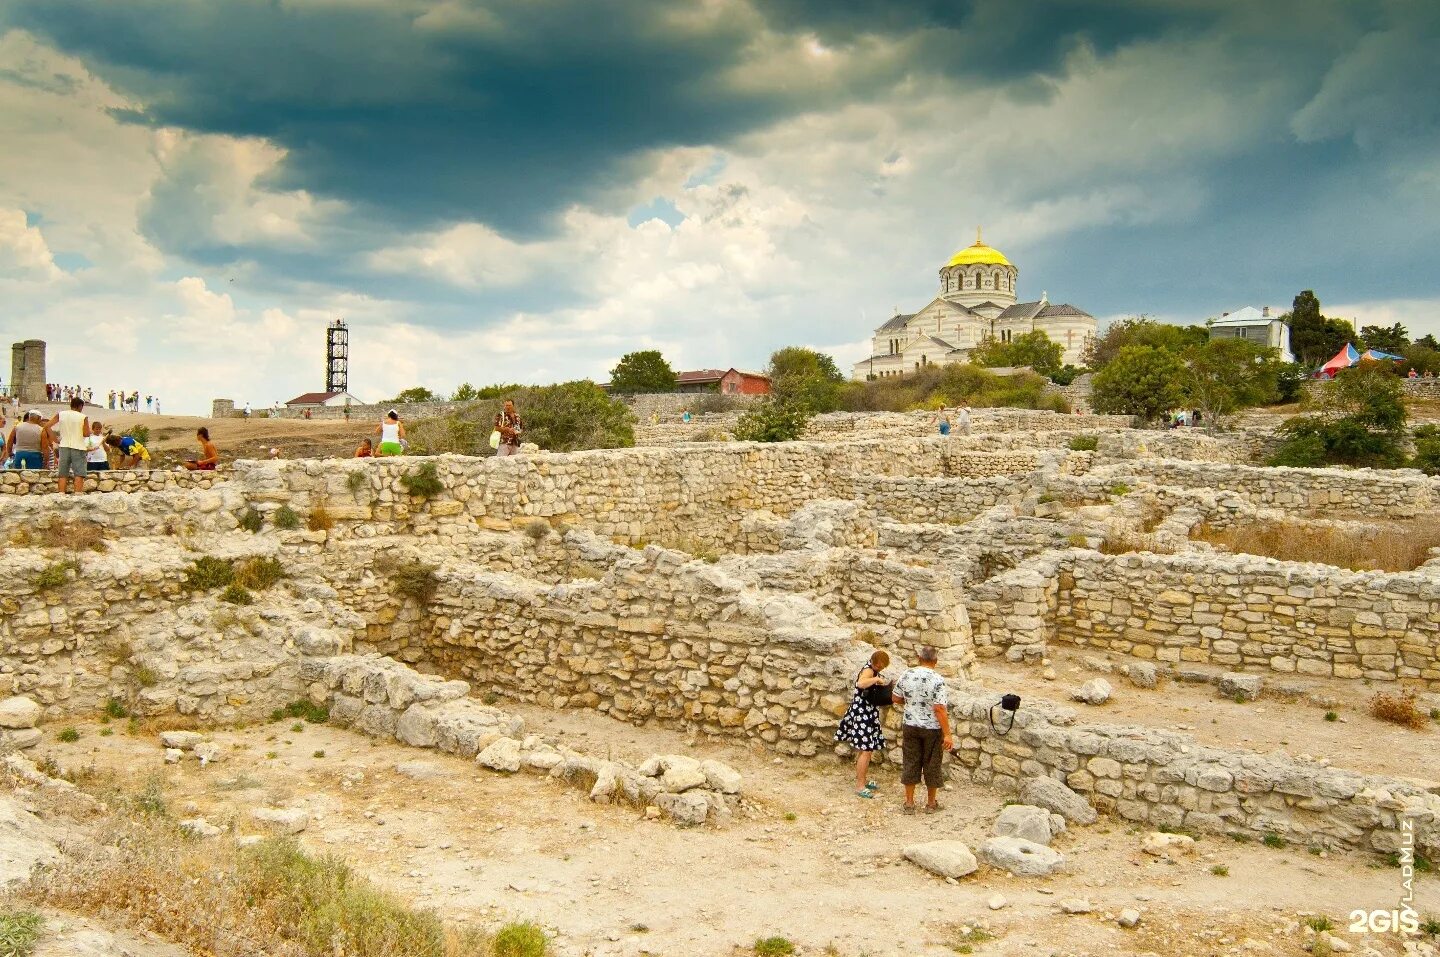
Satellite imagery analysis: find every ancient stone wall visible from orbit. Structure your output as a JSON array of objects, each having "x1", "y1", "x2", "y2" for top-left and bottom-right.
[
  {"x1": 1052, "y1": 551, "x2": 1440, "y2": 682},
  {"x1": 949, "y1": 687, "x2": 1440, "y2": 855},
  {"x1": 1093, "y1": 460, "x2": 1437, "y2": 516},
  {"x1": 0, "y1": 468, "x2": 223, "y2": 496}
]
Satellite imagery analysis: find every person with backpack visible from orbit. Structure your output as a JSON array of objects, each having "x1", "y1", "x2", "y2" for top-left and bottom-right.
[{"x1": 834, "y1": 650, "x2": 892, "y2": 799}]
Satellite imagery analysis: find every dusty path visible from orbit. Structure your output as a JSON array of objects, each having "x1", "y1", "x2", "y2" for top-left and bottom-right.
[{"x1": 36, "y1": 699, "x2": 1437, "y2": 957}]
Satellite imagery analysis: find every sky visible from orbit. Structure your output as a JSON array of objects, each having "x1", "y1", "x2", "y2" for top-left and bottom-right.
[{"x1": 1, "y1": 0, "x2": 1437, "y2": 414}]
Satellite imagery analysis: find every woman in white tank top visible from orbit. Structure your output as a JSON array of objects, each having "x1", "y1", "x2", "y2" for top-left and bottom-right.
[{"x1": 375, "y1": 410, "x2": 405, "y2": 456}]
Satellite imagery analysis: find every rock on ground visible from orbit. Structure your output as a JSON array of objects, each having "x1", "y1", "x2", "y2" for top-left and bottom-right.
[
  {"x1": 1059, "y1": 898, "x2": 1093, "y2": 914},
  {"x1": 992, "y1": 804, "x2": 1061, "y2": 845},
  {"x1": 1071, "y1": 678, "x2": 1112, "y2": 705},
  {"x1": 1118, "y1": 908, "x2": 1142, "y2": 928},
  {"x1": 1142, "y1": 832, "x2": 1197, "y2": 858},
  {"x1": 1218, "y1": 672, "x2": 1263, "y2": 701},
  {"x1": 179, "y1": 818, "x2": 222, "y2": 838},
  {"x1": 1020, "y1": 776, "x2": 1098, "y2": 825},
  {"x1": 158, "y1": 730, "x2": 206, "y2": 751},
  {"x1": 251, "y1": 806, "x2": 309, "y2": 834},
  {"x1": 1124, "y1": 663, "x2": 1158, "y2": 689},
  {"x1": 700, "y1": 759, "x2": 743, "y2": 794},
  {"x1": 0, "y1": 695, "x2": 42, "y2": 729},
  {"x1": 980, "y1": 836, "x2": 1066, "y2": 877},
  {"x1": 903, "y1": 840, "x2": 979, "y2": 879},
  {"x1": 477, "y1": 737, "x2": 522, "y2": 773}
]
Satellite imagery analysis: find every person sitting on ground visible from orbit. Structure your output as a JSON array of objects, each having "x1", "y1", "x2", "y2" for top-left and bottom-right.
[
  {"x1": 103, "y1": 433, "x2": 149, "y2": 469},
  {"x1": 85, "y1": 421, "x2": 109, "y2": 473},
  {"x1": 834, "y1": 650, "x2": 892, "y2": 799},
  {"x1": 891, "y1": 645, "x2": 952, "y2": 815},
  {"x1": 44, "y1": 397, "x2": 90, "y2": 494},
  {"x1": 355, "y1": 437, "x2": 374, "y2": 458},
  {"x1": 375, "y1": 410, "x2": 405, "y2": 456},
  {"x1": 6, "y1": 411, "x2": 45, "y2": 470},
  {"x1": 182, "y1": 427, "x2": 219, "y2": 471}
]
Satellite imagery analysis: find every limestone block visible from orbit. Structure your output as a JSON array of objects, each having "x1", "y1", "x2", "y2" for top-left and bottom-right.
[
  {"x1": 180, "y1": 818, "x2": 222, "y2": 838},
  {"x1": 1021, "y1": 776, "x2": 1098, "y2": 825},
  {"x1": 980, "y1": 836, "x2": 1065, "y2": 876},
  {"x1": 251, "y1": 807, "x2": 310, "y2": 834},
  {"x1": 159, "y1": 731, "x2": 206, "y2": 751},
  {"x1": 1141, "y1": 831, "x2": 1196, "y2": 858},
  {"x1": 477, "y1": 737, "x2": 522, "y2": 773},
  {"x1": 655, "y1": 791, "x2": 711, "y2": 826},
  {"x1": 993, "y1": 804, "x2": 1058, "y2": 845},
  {"x1": 1218, "y1": 672, "x2": 1262, "y2": 701},
  {"x1": 0, "y1": 696, "x2": 41, "y2": 729},
  {"x1": 700, "y1": 759, "x2": 743, "y2": 794},
  {"x1": 903, "y1": 840, "x2": 979, "y2": 879},
  {"x1": 1071, "y1": 678, "x2": 1112, "y2": 705}
]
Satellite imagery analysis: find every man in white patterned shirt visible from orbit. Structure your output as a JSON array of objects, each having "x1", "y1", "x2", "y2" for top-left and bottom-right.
[{"x1": 891, "y1": 645, "x2": 952, "y2": 814}]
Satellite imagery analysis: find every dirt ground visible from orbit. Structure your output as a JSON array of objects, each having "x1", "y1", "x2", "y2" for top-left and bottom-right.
[
  {"x1": 978, "y1": 648, "x2": 1440, "y2": 783},
  {"x1": 60, "y1": 409, "x2": 372, "y2": 465},
  {"x1": 29, "y1": 698, "x2": 1437, "y2": 957}
]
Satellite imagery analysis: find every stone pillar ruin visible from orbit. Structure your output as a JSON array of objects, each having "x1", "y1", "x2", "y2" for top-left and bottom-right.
[
  {"x1": 9, "y1": 339, "x2": 46, "y2": 403},
  {"x1": 211, "y1": 399, "x2": 236, "y2": 419}
]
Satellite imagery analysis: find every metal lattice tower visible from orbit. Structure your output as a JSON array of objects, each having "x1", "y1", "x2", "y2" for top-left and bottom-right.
[{"x1": 326, "y1": 319, "x2": 349, "y2": 393}]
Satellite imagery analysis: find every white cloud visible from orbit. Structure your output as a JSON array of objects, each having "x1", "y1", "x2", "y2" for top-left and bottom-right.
[{"x1": 0, "y1": 207, "x2": 62, "y2": 281}]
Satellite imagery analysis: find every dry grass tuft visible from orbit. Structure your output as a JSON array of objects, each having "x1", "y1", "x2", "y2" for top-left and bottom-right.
[
  {"x1": 20, "y1": 806, "x2": 500, "y2": 957},
  {"x1": 39, "y1": 518, "x2": 108, "y2": 552},
  {"x1": 1194, "y1": 517, "x2": 1440, "y2": 572},
  {"x1": 306, "y1": 505, "x2": 335, "y2": 532},
  {"x1": 1369, "y1": 692, "x2": 1428, "y2": 730}
]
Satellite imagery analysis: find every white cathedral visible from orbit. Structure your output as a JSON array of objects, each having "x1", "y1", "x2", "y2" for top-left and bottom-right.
[{"x1": 852, "y1": 230, "x2": 1097, "y2": 380}]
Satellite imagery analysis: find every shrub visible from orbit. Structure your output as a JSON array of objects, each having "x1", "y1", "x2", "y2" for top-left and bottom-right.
[
  {"x1": 129, "y1": 424, "x2": 150, "y2": 444},
  {"x1": 306, "y1": 505, "x2": 334, "y2": 532},
  {"x1": 1068, "y1": 435, "x2": 1099, "y2": 452},
  {"x1": 133, "y1": 666, "x2": 159, "y2": 687},
  {"x1": 1324, "y1": 711, "x2": 1338, "y2": 722},
  {"x1": 274, "y1": 700, "x2": 330, "y2": 724},
  {"x1": 104, "y1": 698, "x2": 130, "y2": 719},
  {"x1": 346, "y1": 471, "x2": 368, "y2": 494},
  {"x1": 1210, "y1": 864, "x2": 1229, "y2": 876},
  {"x1": 733, "y1": 400, "x2": 811, "y2": 442},
  {"x1": 1262, "y1": 832, "x2": 1286, "y2": 848},
  {"x1": 1412, "y1": 425, "x2": 1440, "y2": 475},
  {"x1": 1370, "y1": 691, "x2": 1427, "y2": 730},
  {"x1": 233, "y1": 556, "x2": 285, "y2": 590},
  {"x1": 392, "y1": 561, "x2": 439, "y2": 603},
  {"x1": 411, "y1": 381, "x2": 635, "y2": 454},
  {"x1": 1304, "y1": 916, "x2": 1334, "y2": 933},
  {"x1": 34, "y1": 558, "x2": 80, "y2": 591},
  {"x1": 57, "y1": 727, "x2": 80, "y2": 743},
  {"x1": 400, "y1": 461, "x2": 444, "y2": 499},
  {"x1": 0, "y1": 910, "x2": 44, "y2": 957},
  {"x1": 753, "y1": 937, "x2": 796, "y2": 957},
  {"x1": 220, "y1": 584, "x2": 254, "y2": 605},
  {"x1": 238, "y1": 507, "x2": 264, "y2": 532},
  {"x1": 273, "y1": 505, "x2": 301, "y2": 530},
  {"x1": 523, "y1": 519, "x2": 552, "y2": 541},
  {"x1": 182, "y1": 556, "x2": 234, "y2": 591},
  {"x1": 492, "y1": 922, "x2": 550, "y2": 957}
]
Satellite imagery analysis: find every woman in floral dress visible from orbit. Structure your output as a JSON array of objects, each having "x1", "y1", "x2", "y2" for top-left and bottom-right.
[{"x1": 835, "y1": 650, "x2": 891, "y2": 798}]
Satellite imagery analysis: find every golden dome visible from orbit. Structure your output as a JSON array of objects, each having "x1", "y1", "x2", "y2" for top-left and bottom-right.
[{"x1": 943, "y1": 227, "x2": 1012, "y2": 268}]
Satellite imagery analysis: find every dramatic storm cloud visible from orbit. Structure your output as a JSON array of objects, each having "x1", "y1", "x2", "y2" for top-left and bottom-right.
[{"x1": 0, "y1": 0, "x2": 1436, "y2": 412}]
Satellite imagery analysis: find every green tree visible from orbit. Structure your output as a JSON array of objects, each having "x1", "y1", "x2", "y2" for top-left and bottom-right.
[
  {"x1": 1090, "y1": 345, "x2": 1187, "y2": 421},
  {"x1": 1082, "y1": 316, "x2": 1207, "y2": 369},
  {"x1": 1358, "y1": 322, "x2": 1409, "y2": 353},
  {"x1": 1183, "y1": 338, "x2": 1282, "y2": 424},
  {"x1": 390, "y1": 386, "x2": 439, "y2": 403},
  {"x1": 768, "y1": 347, "x2": 844, "y2": 413},
  {"x1": 970, "y1": 330, "x2": 1064, "y2": 378},
  {"x1": 1417, "y1": 334, "x2": 1440, "y2": 351},
  {"x1": 1402, "y1": 344, "x2": 1440, "y2": 376},
  {"x1": 733, "y1": 399, "x2": 811, "y2": 442},
  {"x1": 451, "y1": 382, "x2": 479, "y2": 402},
  {"x1": 608, "y1": 350, "x2": 678, "y2": 394},
  {"x1": 1268, "y1": 365, "x2": 1407, "y2": 468},
  {"x1": 1411, "y1": 426, "x2": 1440, "y2": 475},
  {"x1": 1284, "y1": 290, "x2": 1354, "y2": 367}
]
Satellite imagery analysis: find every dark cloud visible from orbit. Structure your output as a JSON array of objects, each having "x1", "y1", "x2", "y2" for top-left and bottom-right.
[{"x1": 5, "y1": 0, "x2": 1198, "y2": 249}]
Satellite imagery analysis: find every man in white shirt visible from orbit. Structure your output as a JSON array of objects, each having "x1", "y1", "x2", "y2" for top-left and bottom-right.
[
  {"x1": 891, "y1": 645, "x2": 953, "y2": 814},
  {"x1": 45, "y1": 397, "x2": 90, "y2": 494}
]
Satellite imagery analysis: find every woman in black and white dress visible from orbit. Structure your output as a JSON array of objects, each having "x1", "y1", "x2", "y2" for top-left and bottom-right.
[{"x1": 835, "y1": 650, "x2": 891, "y2": 798}]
